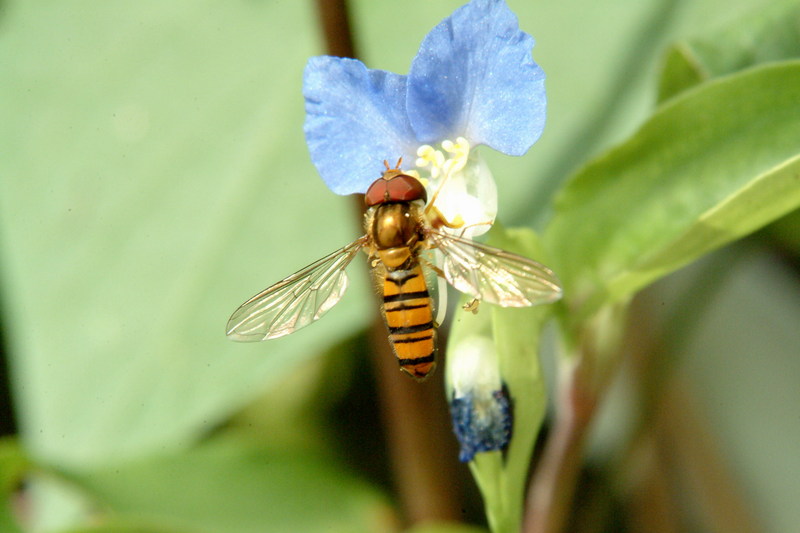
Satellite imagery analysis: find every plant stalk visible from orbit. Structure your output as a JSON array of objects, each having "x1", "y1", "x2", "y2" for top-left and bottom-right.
[{"x1": 312, "y1": 0, "x2": 463, "y2": 524}]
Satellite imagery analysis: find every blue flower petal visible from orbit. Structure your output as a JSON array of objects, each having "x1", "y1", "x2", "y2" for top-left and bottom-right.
[
  {"x1": 304, "y1": 56, "x2": 419, "y2": 195},
  {"x1": 407, "y1": 0, "x2": 546, "y2": 155}
]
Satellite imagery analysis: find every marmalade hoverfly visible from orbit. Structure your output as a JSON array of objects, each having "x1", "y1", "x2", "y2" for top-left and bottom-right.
[{"x1": 226, "y1": 162, "x2": 562, "y2": 381}]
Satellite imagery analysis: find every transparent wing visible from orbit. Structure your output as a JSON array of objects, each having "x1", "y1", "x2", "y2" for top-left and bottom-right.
[
  {"x1": 226, "y1": 236, "x2": 368, "y2": 341},
  {"x1": 427, "y1": 229, "x2": 562, "y2": 307}
]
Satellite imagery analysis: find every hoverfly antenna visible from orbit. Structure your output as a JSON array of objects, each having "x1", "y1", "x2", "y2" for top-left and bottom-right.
[{"x1": 380, "y1": 158, "x2": 405, "y2": 181}]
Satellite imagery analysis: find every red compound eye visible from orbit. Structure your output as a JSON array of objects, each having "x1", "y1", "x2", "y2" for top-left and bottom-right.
[{"x1": 365, "y1": 174, "x2": 427, "y2": 207}]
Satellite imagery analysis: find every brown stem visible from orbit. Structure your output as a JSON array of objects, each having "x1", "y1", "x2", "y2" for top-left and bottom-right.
[
  {"x1": 358, "y1": 208, "x2": 462, "y2": 525},
  {"x1": 370, "y1": 325, "x2": 463, "y2": 525},
  {"x1": 624, "y1": 426, "x2": 683, "y2": 533},
  {"x1": 311, "y1": 1, "x2": 463, "y2": 524},
  {"x1": 358, "y1": 193, "x2": 462, "y2": 524},
  {"x1": 313, "y1": 0, "x2": 358, "y2": 58}
]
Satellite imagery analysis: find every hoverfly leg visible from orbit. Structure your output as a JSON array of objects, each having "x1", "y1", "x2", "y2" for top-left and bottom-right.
[
  {"x1": 462, "y1": 298, "x2": 480, "y2": 314},
  {"x1": 419, "y1": 254, "x2": 445, "y2": 278},
  {"x1": 454, "y1": 220, "x2": 493, "y2": 239}
]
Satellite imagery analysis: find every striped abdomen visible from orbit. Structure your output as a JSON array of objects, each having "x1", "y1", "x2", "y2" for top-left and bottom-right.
[{"x1": 382, "y1": 264, "x2": 436, "y2": 380}]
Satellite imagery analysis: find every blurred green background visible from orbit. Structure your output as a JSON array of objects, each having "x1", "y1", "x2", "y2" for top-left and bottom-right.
[{"x1": 1, "y1": 1, "x2": 799, "y2": 532}]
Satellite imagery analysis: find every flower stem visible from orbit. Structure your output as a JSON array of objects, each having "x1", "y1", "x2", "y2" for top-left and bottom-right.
[
  {"x1": 311, "y1": 0, "x2": 463, "y2": 524},
  {"x1": 313, "y1": 0, "x2": 358, "y2": 58},
  {"x1": 370, "y1": 326, "x2": 463, "y2": 525}
]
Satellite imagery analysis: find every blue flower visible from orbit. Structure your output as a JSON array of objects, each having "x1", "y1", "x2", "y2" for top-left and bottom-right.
[
  {"x1": 303, "y1": 0, "x2": 545, "y2": 232},
  {"x1": 448, "y1": 334, "x2": 513, "y2": 462}
]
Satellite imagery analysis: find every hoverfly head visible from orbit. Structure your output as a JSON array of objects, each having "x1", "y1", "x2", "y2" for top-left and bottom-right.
[{"x1": 365, "y1": 158, "x2": 427, "y2": 207}]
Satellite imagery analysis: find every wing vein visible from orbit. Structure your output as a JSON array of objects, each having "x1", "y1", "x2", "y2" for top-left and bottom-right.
[
  {"x1": 427, "y1": 229, "x2": 562, "y2": 307},
  {"x1": 226, "y1": 236, "x2": 368, "y2": 341}
]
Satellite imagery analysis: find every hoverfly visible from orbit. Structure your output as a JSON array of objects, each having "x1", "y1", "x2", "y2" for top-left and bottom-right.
[{"x1": 226, "y1": 161, "x2": 562, "y2": 381}]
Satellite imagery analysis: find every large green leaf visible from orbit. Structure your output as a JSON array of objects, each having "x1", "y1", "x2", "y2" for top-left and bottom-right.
[
  {"x1": 0, "y1": 2, "x2": 373, "y2": 468},
  {"x1": 66, "y1": 438, "x2": 394, "y2": 533},
  {"x1": 544, "y1": 61, "x2": 800, "y2": 322},
  {"x1": 658, "y1": 0, "x2": 800, "y2": 101}
]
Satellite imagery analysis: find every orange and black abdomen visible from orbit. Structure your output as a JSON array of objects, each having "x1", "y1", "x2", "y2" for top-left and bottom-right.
[{"x1": 382, "y1": 264, "x2": 436, "y2": 380}]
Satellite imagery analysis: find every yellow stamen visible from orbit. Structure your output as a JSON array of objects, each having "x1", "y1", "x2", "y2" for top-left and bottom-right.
[{"x1": 416, "y1": 138, "x2": 472, "y2": 218}]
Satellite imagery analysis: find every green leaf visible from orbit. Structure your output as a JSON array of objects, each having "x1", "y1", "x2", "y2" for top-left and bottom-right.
[
  {"x1": 0, "y1": 1, "x2": 372, "y2": 469},
  {"x1": 657, "y1": 45, "x2": 708, "y2": 104},
  {"x1": 545, "y1": 61, "x2": 800, "y2": 323},
  {"x1": 65, "y1": 438, "x2": 395, "y2": 533},
  {"x1": 658, "y1": 0, "x2": 800, "y2": 101}
]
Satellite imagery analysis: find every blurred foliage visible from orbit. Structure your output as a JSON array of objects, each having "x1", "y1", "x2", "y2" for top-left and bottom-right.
[
  {"x1": 657, "y1": 0, "x2": 800, "y2": 101},
  {"x1": 1, "y1": 0, "x2": 799, "y2": 532},
  {"x1": 65, "y1": 436, "x2": 396, "y2": 533},
  {"x1": 545, "y1": 62, "x2": 800, "y2": 323}
]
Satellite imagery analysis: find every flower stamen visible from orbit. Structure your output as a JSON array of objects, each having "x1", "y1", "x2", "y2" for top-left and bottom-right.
[
  {"x1": 414, "y1": 137, "x2": 496, "y2": 238},
  {"x1": 417, "y1": 138, "x2": 472, "y2": 218}
]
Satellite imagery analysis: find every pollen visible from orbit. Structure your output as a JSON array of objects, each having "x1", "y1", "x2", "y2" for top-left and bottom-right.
[
  {"x1": 441, "y1": 137, "x2": 470, "y2": 174},
  {"x1": 416, "y1": 145, "x2": 446, "y2": 178},
  {"x1": 414, "y1": 137, "x2": 491, "y2": 234}
]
